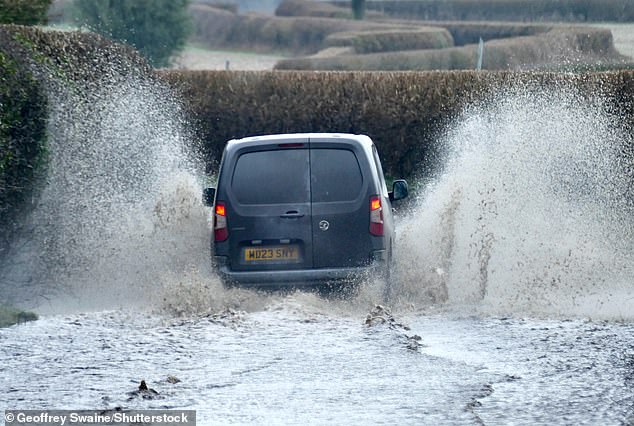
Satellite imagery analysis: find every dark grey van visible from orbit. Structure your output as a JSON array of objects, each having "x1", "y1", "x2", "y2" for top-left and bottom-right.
[{"x1": 203, "y1": 133, "x2": 408, "y2": 289}]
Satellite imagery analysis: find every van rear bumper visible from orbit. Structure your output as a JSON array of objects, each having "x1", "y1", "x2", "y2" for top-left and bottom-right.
[{"x1": 214, "y1": 253, "x2": 386, "y2": 287}]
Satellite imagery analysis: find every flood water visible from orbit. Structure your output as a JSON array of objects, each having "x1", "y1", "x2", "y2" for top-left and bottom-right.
[
  {"x1": 1, "y1": 75, "x2": 633, "y2": 424},
  {"x1": 2, "y1": 302, "x2": 634, "y2": 425}
]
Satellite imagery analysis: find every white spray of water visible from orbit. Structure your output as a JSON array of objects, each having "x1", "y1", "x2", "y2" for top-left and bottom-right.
[
  {"x1": 6, "y1": 66, "x2": 632, "y2": 321},
  {"x1": 0, "y1": 71, "x2": 347, "y2": 317},
  {"x1": 393, "y1": 86, "x2": 634, "y2": 320},
  {"x1": 0, "y1": 75, "x2": 218, "y2": 312}
]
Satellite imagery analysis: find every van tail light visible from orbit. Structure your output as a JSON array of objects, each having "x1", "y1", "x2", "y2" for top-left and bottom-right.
[
  {"x1": 369, "y1": 195, "x2": 384, "y2": 236},
  {"x1": 214, "y1": 202, "x2": 229, "y2": 242}
]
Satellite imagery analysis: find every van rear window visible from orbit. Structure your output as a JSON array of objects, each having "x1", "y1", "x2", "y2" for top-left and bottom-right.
[
  {"x1": 232, "y1": 149, "x2": 310, "y2": 204},
  {"x1": 311, "y1": 149, "x2": 363, "y2": 202}
]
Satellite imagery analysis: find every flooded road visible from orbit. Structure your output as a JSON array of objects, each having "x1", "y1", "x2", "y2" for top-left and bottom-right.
[
  {"x1": 1, "y1": 64, "x2": 633, "y2": 425},
  {"x1": 2, "y1": 299, "x2": 633, "y2": 425}
]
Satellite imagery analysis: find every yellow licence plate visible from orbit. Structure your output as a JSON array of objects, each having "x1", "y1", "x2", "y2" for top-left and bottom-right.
[{"x1": 244, "y1": 245, "x2": 300, "y2": 262}]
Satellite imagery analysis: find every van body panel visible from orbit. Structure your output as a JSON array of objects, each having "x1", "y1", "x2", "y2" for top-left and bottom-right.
[
  {"x1": 308, "y1": 140, "x2": 373, "y2": 269},
  {"x1": 209, "y1": 133, "x2": 404, "y2": 287},
  {"x1": 219, "y1": 144, "x2": 313, "y2": 272}
]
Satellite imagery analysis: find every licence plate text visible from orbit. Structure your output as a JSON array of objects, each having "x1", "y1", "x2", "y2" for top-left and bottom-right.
[{"x1": 244, "y1": 246, "x2": 300, "y2": 262}]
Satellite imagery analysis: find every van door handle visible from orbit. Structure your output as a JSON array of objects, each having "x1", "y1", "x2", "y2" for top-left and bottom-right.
[{"x1": 280, "y1": 211, "x2": 304, "y2": 218}]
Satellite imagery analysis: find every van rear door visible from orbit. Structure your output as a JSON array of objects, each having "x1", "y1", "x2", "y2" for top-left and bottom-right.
[
  {"x1": 226, "y1": 143, "x2": 313, "y2": 272},
  {"x1": 309, "y1": 140, "x2": 371, "y2": 268}
]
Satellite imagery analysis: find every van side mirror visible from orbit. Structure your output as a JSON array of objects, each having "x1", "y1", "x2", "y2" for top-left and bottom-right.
[
  {"x1": 389, "y1": 180, "x2": 408, "y2": 202},
  {"x1": 203, "y1": 187, "x2": 216, "y2": 207}
]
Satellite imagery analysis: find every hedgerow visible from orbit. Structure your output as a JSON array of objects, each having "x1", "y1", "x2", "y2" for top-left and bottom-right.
[
  {"x1": 189, "y1": 4, "x2": 441, "y2": 54},
  {"x1": 275, "y1": 27, "x2": 623, "y2": 71},
  {"x1": 159, "y1": 70, "x2": 634, "y2": 181},
  {"x1": 329, "y1": 0, "x2": 634, "y2": 23},
  {"x1": 0, "y1": 26, "x2": 47, "y2": 248},
  {"x1": 0, "y1": 24, "x2": 154, "y2": 253}
]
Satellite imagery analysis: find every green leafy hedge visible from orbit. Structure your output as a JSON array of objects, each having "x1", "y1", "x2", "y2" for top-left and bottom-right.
[
  {"x1": 0, "y1": 26, "x2": 48, "y2": 248},
  {"x1": 0, "y1": 24, "x2": 153, "y2": 266},
  {"x1": 72, "y1": 0, "x2": 192, "y2": 68},
  {"x1": 0, "y1": 0, "x2": 52, "y2": 26}
]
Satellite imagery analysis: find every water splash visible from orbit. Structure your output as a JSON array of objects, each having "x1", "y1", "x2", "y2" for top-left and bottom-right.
[
  {"x1": 5, "y1": 53, "x2": 632, "y2": 321},
  {"x1": 0, "y1": 67, "x2": 373, "y2": 316},
  {"x1": 393, "y1": 84, "x2": 634, "y2": 320},
  {"x1": 0, "y1": 72, "x2": 214, "y2": 312}
]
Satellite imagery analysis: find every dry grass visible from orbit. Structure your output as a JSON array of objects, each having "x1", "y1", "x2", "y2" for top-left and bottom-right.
[{"x1": 171, "y1": 44, "x2": 285, "y2": 70}]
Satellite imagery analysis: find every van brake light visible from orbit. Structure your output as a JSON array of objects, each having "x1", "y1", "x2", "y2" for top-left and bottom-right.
[
  {"x1": 214, "y1": 202, "x2": 228, "y2": 242},
  {"x1": 370, "y1": 196, "x2": 384, "y2": 236}
]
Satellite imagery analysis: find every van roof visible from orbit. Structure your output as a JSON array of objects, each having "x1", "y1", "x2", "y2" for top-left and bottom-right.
[{"x1": 226, "y1": 133, "x2": 374, "y2": 150}]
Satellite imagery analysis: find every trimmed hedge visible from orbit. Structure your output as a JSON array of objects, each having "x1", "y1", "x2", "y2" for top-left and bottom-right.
[
  {"x1": 484, "y1": 27, "x2": 622, "y2": 69},
  {"x1": 191, "y1": 0, "x2": 238, "y2": 13},
  {"x1": 275, "y1": 0, "x2": 386, "y2": 20},
  {"x1": 159, "y1": 70, "x2": 634, "y2": 182},
  {"x1": 330, "y1": 0, "x2": 634, "y2": 23},
  {"x1": 8, "y1": 26, "x2": 152, "y2": 85},
  {"x1": 276, "y1": 0, "x2": 354, "y2": 19},
  {"x1": 387, "y1": 20, "x2": 554, "y2": 47},
  {"x1": 188, "y1": 4, "x2": 624, "y2": 71},
  {"x1": 275, "y1": 27, "x2": 624, "y2": 71},
  {"x1": 325, "y1": 27, "x2": 454, "y2": 53},
  {"x1": 189, "y1": 3, "x2": 429, "y2": 54},
  {"x1": 159, "y1": 70, "x2": 477, "y2": 177},
  {"x1": 272, "y1": 2, "x2": 567, "y2": 48}
]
